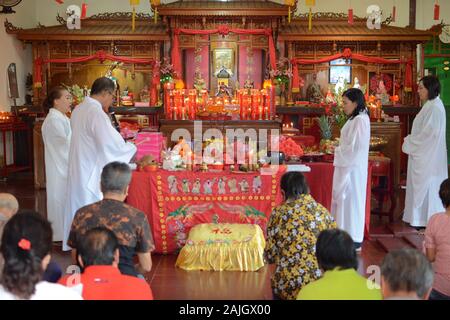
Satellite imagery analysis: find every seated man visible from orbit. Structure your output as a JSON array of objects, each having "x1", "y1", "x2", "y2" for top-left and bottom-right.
[
  {"x1": 68, "y1": 162, "x2": 155, "y2": 277},
  {"x1": 381, "y1": 248, "x2": 434, "y2": 300},
  {"x1": 297, "y1": 229, "x2": 382, "y2": 300},
  {"x1": 60, "y1": 227, "x2": 153, "y2": 300}
]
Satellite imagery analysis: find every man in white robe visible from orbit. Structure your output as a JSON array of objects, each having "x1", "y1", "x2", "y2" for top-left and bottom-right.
[
  {"x1": 63, "y1": 77, "x2": 136, "y2": 251},
  {"x1": 331, "y1": 89, "x2": 371, "y2": 246},
  {"x1": 42, "y1": 88, "x2": 72, "y2": 242},
  {"x1": 403, "y1": 77, "x2": 447, "y2": 227}
]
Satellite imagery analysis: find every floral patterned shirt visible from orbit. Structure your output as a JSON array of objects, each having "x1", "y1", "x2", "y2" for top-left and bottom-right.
[
  {"x1": 68, "y1": 199, "x2": 154, "y2": 277},
  {"x1": 265, "y1": 194, "x2": 336, "y2": 300}
]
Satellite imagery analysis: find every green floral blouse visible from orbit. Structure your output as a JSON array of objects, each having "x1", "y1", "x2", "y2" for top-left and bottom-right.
[{"x1": 265, "y1": 194, "x2": 337, "y2": 300}]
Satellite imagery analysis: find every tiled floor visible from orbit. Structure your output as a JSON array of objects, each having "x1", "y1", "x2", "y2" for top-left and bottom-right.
[{"x1": 1, "y1": 172, "x2": 419, "y2": 300}]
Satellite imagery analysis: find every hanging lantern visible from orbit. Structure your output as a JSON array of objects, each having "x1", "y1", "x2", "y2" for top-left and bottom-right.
[{"x1": 130, "y1": 0, "x2": 140, "y2": 32}]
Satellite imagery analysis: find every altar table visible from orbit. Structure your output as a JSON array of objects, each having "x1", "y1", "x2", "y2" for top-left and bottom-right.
[{"x1": 127, "y1": 163, "x2": 372, "y2": 254}]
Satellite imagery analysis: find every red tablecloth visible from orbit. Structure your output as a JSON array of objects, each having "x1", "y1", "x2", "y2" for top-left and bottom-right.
[
  {"x1": 303, "y1": 162, "x2": 372, "y2": 239},
  {"x1": 127, "y1": 163, "x2": 372, "y2": 254},
  {"x1": 127, "y1": 168, "x2": 286, "y2": 254}
]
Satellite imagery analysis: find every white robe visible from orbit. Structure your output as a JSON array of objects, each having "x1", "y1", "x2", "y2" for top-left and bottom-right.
[
  {"x1": 42, "y1": 109, "x2": 72, "y2": 242},
  {"x1": 63, "y1": 97, "x2": 136, "y2": 251},
  {"x1": 402, "y1": 97, "x2": 447, "y2": 227},
  {"x1": 331, "y1": 113, "x2": 370, "y2": 243}
]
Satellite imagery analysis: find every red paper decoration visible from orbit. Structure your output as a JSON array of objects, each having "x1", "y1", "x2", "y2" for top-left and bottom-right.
[
  {"x1": 348, "y1": 8, "x2": 354, "y2": 25},
  {"x1": 81, "y1": 3, "x2": 87, "y2": 19},
  {"x1": 434, "y1": 3, "x2": 440, "y2": 21},
  {"x1": 392, "y1": 6, "x2": 396, "y2": 22}
]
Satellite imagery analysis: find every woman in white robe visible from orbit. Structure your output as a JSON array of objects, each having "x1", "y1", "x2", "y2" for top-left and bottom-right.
[
  {"x1": 331, "y1": 88, "x2": 370, "y2": 249},
  {"x1": 42, "y1": 87, "x2": 72, "y2": 242},
  {"x1": 63, "y1": 77, "x2": 136, "y2": 251},
  {"x1": 403, "y1": 76, "x2": 447, "y2": 227}
]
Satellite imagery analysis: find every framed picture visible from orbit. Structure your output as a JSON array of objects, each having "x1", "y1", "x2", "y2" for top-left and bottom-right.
[
  {"x1": 424, "y1": 67, "x2": 436, "y2": 77},
  {"x1": 212, "y1": 48, "x2": 235, "y2": 77},
  {"x1": 369, "y1": 72, "x2": 394, "y2": 96},
  {"x1": 329, "y1": 58, "x2": 352, "y2": 84}
]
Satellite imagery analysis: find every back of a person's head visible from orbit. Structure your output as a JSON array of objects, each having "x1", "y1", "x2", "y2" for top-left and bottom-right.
[
  {"x1": 0, "y1": 193, "x2": 19, "y2": 217},
  {"x1": 315, "y1": 229, "x2": 358, "y2": 272},
  {"x1": 280, "y1": 172, "x2": 309, "y2": 201},
  {"x1": 77, "y1": 227, "x2": 119, "y2": 268},
  {"x1": 439, "y1": 178, "x2": 450, "y2": 209},
  {"x1": 0, "y1": 210, "x2": 52, "y2": 299},
  {"x1": 90, "y1": 77, "x2": 115, "y2": 96},
  {"x1": 100, "y1": 162, "x2": 132, "y2": 194},
  {"x1": 381, "y1": 248, "x2": 433, "y2": 299}
]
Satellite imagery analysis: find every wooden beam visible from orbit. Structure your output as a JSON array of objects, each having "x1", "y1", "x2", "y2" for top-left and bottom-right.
[{"x1": 409, "y1": 0, "x2": 416, "y2": 29}]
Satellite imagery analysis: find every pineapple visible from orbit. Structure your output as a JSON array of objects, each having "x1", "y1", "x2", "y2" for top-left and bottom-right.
[
  {"x1": 318, "y1": 115, "x2": 332, "y2": 141},
  {"x1": 318, "y1": 116, "x2": 334, "y2": 154}
]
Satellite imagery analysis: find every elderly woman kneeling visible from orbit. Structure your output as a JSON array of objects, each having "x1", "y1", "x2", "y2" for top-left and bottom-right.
[{"x1": 264, "y1": 172, "x2": 336, "y2": 300}]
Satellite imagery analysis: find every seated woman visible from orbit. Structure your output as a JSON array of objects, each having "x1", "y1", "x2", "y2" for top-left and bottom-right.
[
  {"x1": 0, "y1": 211, "x2": 82, "y2": 300},
  {"x1": 297, "y1": 229, "x2": 382, "y2": 300},
  {"x1": 264, "y1": 172, "x2": 336, "y2": 300},
  {"x1": 424, "y1": 178, "x2": 450, "y2": 300}
]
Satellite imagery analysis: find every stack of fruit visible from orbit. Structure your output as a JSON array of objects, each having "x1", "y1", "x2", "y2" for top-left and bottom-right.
[{"x1": 279, "y1": 136, "x2": 304, "y2": 160}]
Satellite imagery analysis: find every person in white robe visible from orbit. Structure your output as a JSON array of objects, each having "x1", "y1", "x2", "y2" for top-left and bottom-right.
[
  {"x1": 403, "y1": 76, "x2": 447, "y2": 227},
  {"x1": 63, "y1": 77, "x2": 136, "y2": 251},
  {"x1": 331, "y1": 88, "x2": 370, "y2": 248},
  {"x1": 42, "y1": 87, "x2": 72, "y2": 242}
]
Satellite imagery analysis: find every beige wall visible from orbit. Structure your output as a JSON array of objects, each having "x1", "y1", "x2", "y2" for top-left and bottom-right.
[
  {"x1": 2, "y1": 0, "x2": 450, "y2": 112},
  {"x1": 0, "y1": 1, "x2": 35, "y2": 111},
  {"x1": 417, "y1": 0, "x2": 450, "y2": 29},
  {"x1": 35, "y1": 0, "x2": 159, "y2": 25}
]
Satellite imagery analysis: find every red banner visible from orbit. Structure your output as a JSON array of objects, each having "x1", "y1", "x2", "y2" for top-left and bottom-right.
[
  {"x1": 171, "y1": 26, "x2": 277, "y2": 79},
  {"x1": 291, "y1": 48, "x2": 414, "y2": 92},
  {"x1": 128, "y1": 169, "x2": 285, "y2": 254}
]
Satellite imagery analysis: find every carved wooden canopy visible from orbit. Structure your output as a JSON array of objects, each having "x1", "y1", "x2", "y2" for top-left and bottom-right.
[
  {"x1": 5, "y1": 13, "x2": 169, "y2": 41},
  {"x1": 155, "y1": 0, "x2": 289, "y2": 17}
]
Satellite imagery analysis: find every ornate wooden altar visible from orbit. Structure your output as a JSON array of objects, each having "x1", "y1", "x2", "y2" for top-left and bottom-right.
[
  {"x1": 5, "y1": 12, "x2": 168, "y2": 106},
  {"x1": 280, "y1": 13, "x2": 436, "y2": 106}
]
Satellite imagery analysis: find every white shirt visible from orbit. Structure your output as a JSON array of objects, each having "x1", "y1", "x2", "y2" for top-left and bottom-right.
[
  {"x1": 0, "y1": 282, "x2": 82, "y2": 300},
  {"x1": 402, "y1": 96, "x2": 448, "y2": 226},
  {"x1": 331, "y1": 113, "x2": 370, "y2": 243},
  {"x1": 63, "y1": 97, "x2": 136, "y2": 251},
  {"x1": 42, "y1": 108, "x2": 72, "y2": 241}
]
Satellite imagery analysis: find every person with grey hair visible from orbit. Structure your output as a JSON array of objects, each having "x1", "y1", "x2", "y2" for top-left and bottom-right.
[
  {"x1": 381, "y1": 248, "x2": 434, "y2": 300},
  {"x1": 68, "y1": 162, "x2": 154, "y2": 278}
]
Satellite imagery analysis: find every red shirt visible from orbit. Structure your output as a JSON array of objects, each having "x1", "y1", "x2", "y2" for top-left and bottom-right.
[{"x1": 59, "y1": 266, "x2": 154, "y2": 300}]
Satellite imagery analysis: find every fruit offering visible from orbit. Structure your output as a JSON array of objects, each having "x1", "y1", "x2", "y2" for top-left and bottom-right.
[{"x1": 279, "y1": 136, "x2": 304, "y2": 158}]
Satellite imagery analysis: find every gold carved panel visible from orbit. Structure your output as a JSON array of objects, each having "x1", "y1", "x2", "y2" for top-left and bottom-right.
[
  {"x1": 50, "y1": 42, "x2": 69, "y2": 58},
  {"x1": 71, "y1": 42, "x2": 90, "y2": 56}
]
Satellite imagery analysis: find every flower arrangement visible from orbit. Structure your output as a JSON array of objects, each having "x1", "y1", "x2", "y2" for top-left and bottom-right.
[
  {"x1": 269, "y1": 57, "x2": 293, "y2": 84},
  {"x1": 62, "y1": 84, "x2": 84, "y2": 106},
  {"x1": 159, "y1": 57, "x2": 177, "y2": 84}
]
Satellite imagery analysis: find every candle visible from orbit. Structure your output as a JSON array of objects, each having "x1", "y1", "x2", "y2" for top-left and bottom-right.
[
  {"x1": 259, "y1": 106, "x2": 263, "y2": 120},
  {"x1": 264, "y1": 107, "x2": 269, "y2": 120}
]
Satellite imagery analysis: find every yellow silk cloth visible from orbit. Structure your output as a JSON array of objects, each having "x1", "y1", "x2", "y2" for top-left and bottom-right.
[{"x1": 175, "y1": 223, "x2": 266, "y2": 272}]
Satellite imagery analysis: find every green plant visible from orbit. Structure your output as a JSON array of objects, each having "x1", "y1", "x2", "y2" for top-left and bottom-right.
[
  {"x1": 332, "y1": 105, "x2": 348, "y2": 130},
  {"x1": 318, "y1": 115, "x2": 332, "y2": 140}
]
